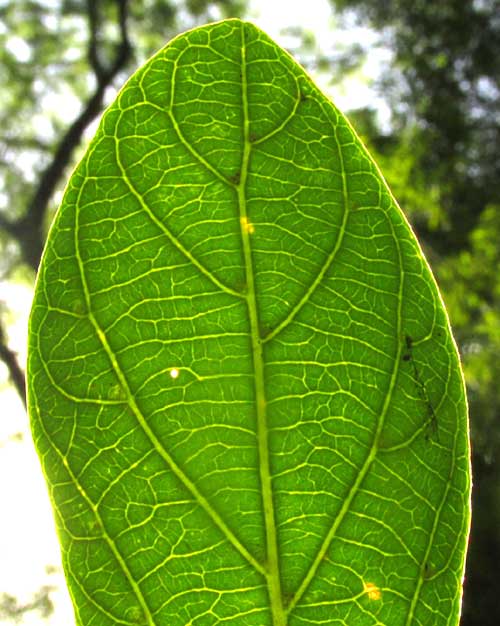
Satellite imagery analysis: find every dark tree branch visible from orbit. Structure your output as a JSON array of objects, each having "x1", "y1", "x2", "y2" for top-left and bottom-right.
[
  {"x1": 0, "y1": 321, "x2": 26, "y2": 406},
  {"x1": 87, "y1": 0, "x2": 106, "y2": 82},
  {"x1": 4, "y1": 0, "x2": 132, "y2": 272}
]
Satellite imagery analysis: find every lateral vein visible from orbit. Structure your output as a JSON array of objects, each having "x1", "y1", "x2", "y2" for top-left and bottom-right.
[
  {"x1": 286, "y1": 122, "x2": 406, "y2": 615},
  {"x1": 112, "y1": 116, "x2": 243, "y2": 300},
  {"x1": 73, "y1": 162, "x2": 265, "y2": 580},
  {"x1": 263, "y1": 102, "x2": 351, "y2": 345}
]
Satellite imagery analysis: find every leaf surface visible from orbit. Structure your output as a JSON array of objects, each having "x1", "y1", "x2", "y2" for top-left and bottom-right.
[{"x1": 28, "y1": 19, "x2": 470, "y2": 626}]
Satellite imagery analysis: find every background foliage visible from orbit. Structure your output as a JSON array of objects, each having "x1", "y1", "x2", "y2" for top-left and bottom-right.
[{"x1": 1, "y1": 0, "x2": 498, "y2": 624}]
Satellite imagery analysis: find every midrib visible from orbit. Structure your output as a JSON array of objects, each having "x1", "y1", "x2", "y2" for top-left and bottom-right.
[{"x1": 238, "y1": 24, "x2": 287, "y2": 626}]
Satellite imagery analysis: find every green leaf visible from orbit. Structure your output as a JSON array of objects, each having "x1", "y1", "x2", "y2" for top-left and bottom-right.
[{"x1": 28, "y1": 19, "x2": 470, "y2": 626}]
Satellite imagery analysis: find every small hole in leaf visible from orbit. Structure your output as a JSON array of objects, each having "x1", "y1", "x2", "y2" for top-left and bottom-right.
[
  {"x1": 229, "y1": 171, "x2": 240, "y2": 185},
  {"x1": 109, "y1": 384, "x2": 125, "y2": 400}
]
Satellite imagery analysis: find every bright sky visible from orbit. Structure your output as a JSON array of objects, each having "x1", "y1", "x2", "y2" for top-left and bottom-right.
[
  {"x1": 0, "y1": 281, "x2": 75, "y2": 625},
  {"x1": 0, "y1": 2, "x2": 389, "y2": 624},
  {"x1": 248, "y1": 0, "x2": 391, "y2": 126}
]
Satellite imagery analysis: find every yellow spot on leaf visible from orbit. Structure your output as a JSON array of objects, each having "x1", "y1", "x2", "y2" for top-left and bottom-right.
[
  {"x1": 241, "y1": 216, "x2": 255, "y2": 234},
  {"x1": 169, "y1": 368, "x2": 179, "y2": 379},
  {"x1": 363, "y1": 581, "x2": 381, "y2": 601}
]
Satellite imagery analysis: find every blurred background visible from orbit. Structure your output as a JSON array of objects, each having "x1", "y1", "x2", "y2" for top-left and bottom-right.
[{"x1": 0, "y1": 0, "x2": 498, "y2": 624}]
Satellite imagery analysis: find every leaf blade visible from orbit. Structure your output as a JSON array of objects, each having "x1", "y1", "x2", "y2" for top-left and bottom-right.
[{"x1": 28, "y1": 18, "x2": 470, "y2": 626}]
